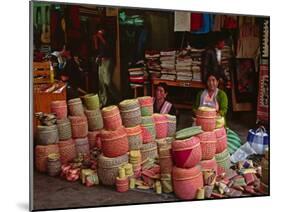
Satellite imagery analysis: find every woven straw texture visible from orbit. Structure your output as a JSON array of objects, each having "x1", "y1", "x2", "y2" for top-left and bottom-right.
[
  {"x1": 51, "y1": 100, "x2": 67, "y2": 119},
  {"x1": 159, "y1": 146, "x2": 173, "y2": 174},
  {"x1": 215, "y1": 149, "x2": 231, "y2": 175},
  {"x1": 98, "y1": 153, "x2": 128, "y2": 185},
  {"x1": 200, "y1": 157, "x2": 218, "y2": 173},
  {"x1": 153, "y1": 114, "x2": 168, "y2": 139},
  {"x1": 85, "y1": 109, "x2": 104, "y2": 131},
  {"x1": 140, "y1": 141, "x2": 158, "y2": 162},
  {"x1": 197, "y1": 132, "x2": 217, "y2": 160},
  {"x1": 172, "y1": 165, "x2": 203, "y2": 200},
  {"x1": 196, "y1": 117, "x2": 216, "y2": 132},
  {"x1": 161, "y1": 174, "x2": 173, "y2": 193},
  {"x1": 120, "y1": 107, "x2": 141, "y2": 127},
  {"x1": 75, "y1": 137, "x2": 90, "y2": 156},
  {"x1": 58, "y1": 139, "x2": 77, "y2": 164},
  {"x1": 214, "y1": 128, "x2": 227, "y2": 153},
  {"x1": 68, "y1": 98, "x2": 85, "y2": 116},
  {"x1": 47, "y1": 155, "x2": 61, "y2": 177},
  {"x1": 172, "y1": 136, "x2": 202, "y2": 168},
  {"x1": 69, "y1": 116, "x2": 88, "y2": 138},
  {"x1": 84, "y1": 93, "x2": 100, "y2": 110},
  {"x1": 102, "y1": 105, "x2": 122, "y2": 130},
  {"x1": 57, "y1": 118, "x2": 72, "y2": 140},
  {"x1": 88, "y1": 130, "x2": 102, "y2": 149},
  {"x1": 165, "y1": 114, "x2": 177, "y2": 137},
  {"x1": 126, "y1": 125, "x2": 143, "y2": 150},
  {"x1": 196, "y1": 107, "x2": 216, "y2": 118},
  {"x1": 35, "y1": 144, "x2": 60, "y2": 173},
  {"x1": 36, "y1": 125, "x2": 59, "y2": 145},
  {"x1": 119, "y1": 99, "x2": 140, "y2": 111}
]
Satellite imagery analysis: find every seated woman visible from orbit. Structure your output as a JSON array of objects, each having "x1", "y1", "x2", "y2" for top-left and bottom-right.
[
  {"x1": 153, "y1": 83, "x2": 177, "y2": 116},
  {"x1": 192, "y1": 72, "x2": 228, "y2": 121}
]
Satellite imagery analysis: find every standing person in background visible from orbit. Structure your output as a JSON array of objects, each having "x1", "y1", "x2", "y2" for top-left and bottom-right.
[{"x1": 93, "y1": 26, "x2": 119, "y2": 106}]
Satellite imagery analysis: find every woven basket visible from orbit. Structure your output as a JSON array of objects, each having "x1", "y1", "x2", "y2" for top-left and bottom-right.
[
  {"x1": 196, "y1": 116, "x2": 216, "y2": 132},
  {"x1": 140, "y1": 141, "x2": 158, "y2": 162},
  {"x1": 83, "y1": 93, "x2": 100, "y2": 110},
  {"x1": 196, "y1": 107, "x2": 216, "y2": 118},
  {"x1": 153, "y1": 114, "x2": 168, "y2": 139},
  {"x1": 57, "y1": 118, "x2": 72, "y2": 140},
  {"x1": 75, "y1": 137, "x2": 90, "y2": 157},
  {"x1": 159, "y1": 146, "x2": 173, "y2": 174},
  {"x1": 68, "y1": 98, "x2": 84, "y2": 116},
  {"x1": 173, "y1": 165, "x2": 204, "y2": 200},
  {"x1": 119, "y1": 99, "x2": 140, "y2": 111},
  {"x1": 120, "y1": 107, "x2": 142, "y2": 127},
  {"x1": 197, "y1": 132, "x2": 217, "y2": 160},
  {"x1": 261, "y1": 158, "x2": 269, "y2": 185},
  {"x1": 69, "y1": 116, "x2": 88, "y2": 138},
  {"x1": 165, "y1": 114, "x2": 177, "y2": 137},
  {"x1": 101, "y1": 127, "x2": 129, "y2": 158},
  {"x1": 36, "y1": 125, "x2": 59, "y2": 145},
  {"x1": 85, "y1": 109, "x2": 104, "y2": 131},
  {"x1": 35, "y1": 144, "x2": 60, "y2": 173},
  {"x1": 116, "y1": 177, "x2": 129, "y2": 192},
  {"x1": 156, "y1": 138, "x2": 171, "y2": 150},
  {"x1": 98, "y1": 153, "x2": 129, "y2": 185},
  {"x1": 215, "y1": 149, "x2": 231, "y2": 175},
  {"x1": 172, "y1": 136, "x2": 202, "y2": 168},
  {"x1": 214, "y1": 127, "x2": 227, "y2": 153},
  {"x1": 138, "y1": 96, "x2": 153, "y2": 116},
  {"x1": 125, "y1": 125, "x2": 143, "y2": 150},
  {"x1": 88, "y1": 130, "x2": 102, "y2": 149},
  {"x1": 141, "y1": 116, "x2": 156, "y2": 143},
  {"x1": 51, "y1": 100, "x2": 67, "y2": 119},
  {"x1": 200, "y1": 158, "x2": 218, "y2": 174},
  {"x1": 161, "y1": 174, "x2": 173, "y2": 193},
  {"x1": 58, "y1": 139, "x2": 77, "y2": 164},
  {"x1": 102, "y1": 105, "x2": 122, "y2": 130},
  {"x1": 47, "y1": 153, "x2": 61, "y2": 176}
]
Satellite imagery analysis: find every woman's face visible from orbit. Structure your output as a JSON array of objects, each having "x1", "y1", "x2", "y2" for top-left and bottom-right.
[
  {"x1": 155, "y1": 86, "x2": 167, "y2": 100},
  {"x1": 207, "y1": 75, "x2": 218, "y2": 91}
]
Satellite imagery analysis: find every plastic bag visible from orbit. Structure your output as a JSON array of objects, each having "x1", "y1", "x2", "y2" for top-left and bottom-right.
[
  {"x1": 247, "y1": 126, "x2": 269, "y2": 155},
  {"x1": 230, "y1": 142, "x2": 256, "y2": 163}
]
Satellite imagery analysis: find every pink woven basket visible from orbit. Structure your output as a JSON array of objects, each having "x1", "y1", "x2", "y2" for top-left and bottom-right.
[
  {"x1": 58, "y1": 139, "x2": 77, "y2": 164},
  {"x1": 173, "y1": 165, "x2": 203, "y2": 200},
  {"x1": 153, "y1": 114, "x2": 168, "y2": 139},
  {"x1": 35, "y1": 144, "x2": 60, "y2": 173},
  {"x1": 172, "y1": 136, "x2": 202, "y2": 168},
  {"x1": 197, "y1": 131, "x2": 217, "y2": 160},
  {"x1": 196, "y1": 117, "x2": 216, "y2": 132},
  {"x1": 137, "y1": 96, "x2": 154, "y2": 116},
  {"x1": 116, "y1": 177, "x2": 129, "y2": 192},
  {"x1": 214, "y1": 127, "x2": 227, "y2": 153},
  {"x1": 88, "y1": 130, "x2": 102, "y2": 149},
  {"x1": 102, "y1": 105, "x2": 122, "y2": 130},
  {"x1": 51, "y1": 100, "x2": 67, "y2": 119},
  {"x1": 141, "y1": 116, "x2": 156, "y2": 144},
  {"x1": 68, "y1": 98, "x2": 85, "y2": 116},
  {"x1": 74, "y1": 137, "x2": 90, "y2": 157},
  {"x1": 69, "y1": 116, "x2": 88, "y2": 138},
  {"x1": 101, "y1": 127, "x2": 129, "y2": 158},
  {"x1": 200, "y1": 157, "x2": 218, "y2": 174}
]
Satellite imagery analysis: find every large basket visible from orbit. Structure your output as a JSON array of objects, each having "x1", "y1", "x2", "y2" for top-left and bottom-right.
[
  {"x1": 35, "y1": 144, "x2": 60, "y2": 173},
  {"x1": 172, "y1": 165, "x2": 203, "y2": 200},
  {"x1": 214, "y1": 127, "x2": 227, "y2": 153},
  {"x1": 51, "y1": 100, "x2": 67, "y2": 119},
  {"x1": 83, "y1": 93, "x2": 100, "y2": 110},
  {"x1": 137, "y1": 96, "x2": 153, "y2": 116},
  {"x1": 75, "y1": 137, "x2": 90, "y2": 157},
  {"x1": 197, "y1": 131, "x2": 217, "y2": 160},
  {"x1": 125, "y1": 125, "x2": 143, "y2": 150},
  {"x1": 85, "y1": 109, "x2": 104, "y2": 131},
  {"x1": 36, "y1": 125, "x2": 59, "y2": 145},
  {"x1": 119, "y1": 99, "x2": 140, "y2": 111},
  {"x1": 159, "y1": 146, "x2": 173, "y2": 174},
  {"x1": 153, "y1": 114, "x2": 168, "y2": 139},
  {"x1": 161, "y1": 174, "x2": 173, "y2": 193},
  {"x1": 69, "y1": 116, "x2": 88, "y2": 138},
  {"x1": 165, "y1": 114, "x2": 177, "y2": 137},
  {"x1": 116, "y1": 177, "x2": 129, "y2": 192},
  {"x1": 102, "y1": 105, "x2": 122, "y2": 130},
  {"x1": 101, "y1": 127, "x2": 129, "y2": 158},
  {"x1": 200, "y1": 157, "x2": 218, "y2": 174},
  {"x1": 58, "y1": 139, "x2": 77, "y2": 164},
  {"x1": 68, "y1": 98, "x2": 84, "y2": 116},
  {"x1": 98, "y1": 153, "x2": 128, "y2": 185},
  {"x1": 120, "y1": 107, "x2": 142, "y2": 127},
  {"x1": 57, "y1": 118, "x2": 72, "y2": 140},
  {"x1": 141, "y1": 116, "x2": 156, "y2": 143},
  {"x1": 215, "y1": 149, "x2": 231, "y2": 175},
  {"x1": 88, "y1": 130, "x2": 102, "y2": 149},
  {"x1": 172, "y1": 136, "x2": 202, "y2": 168},
  {"x1": 140, "y1": 141, "x2": 158, "y2": 162}
]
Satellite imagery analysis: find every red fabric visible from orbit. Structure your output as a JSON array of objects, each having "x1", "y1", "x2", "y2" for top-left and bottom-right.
[
  {"x1": 191, "y1": 13, "x2": 203, "y2": 31},
  {"x1": 172, "y1": 149, "x2": 192, "y2": 168},
  {"x1": 69, "y1": 5, "x2": 80, "y2": 29},
  {"x1": 223, "y1": 16, "x2": 238, "y2": 29}
]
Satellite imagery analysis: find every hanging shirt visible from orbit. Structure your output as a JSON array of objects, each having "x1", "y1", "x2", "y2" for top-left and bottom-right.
[
  {"x1": 192, "y1": 14, "x2": 213, "y2": 34},
  {"x1": 174, "y1": 11, "x2": 191, "y2": 32},
  {"x1": 191, "y1": 13, "x2": 203, "y2": 31}
]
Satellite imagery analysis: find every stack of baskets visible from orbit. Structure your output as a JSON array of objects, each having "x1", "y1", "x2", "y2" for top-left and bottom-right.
[
  {"x1": 119, "y1": 99, "x2": 141, "y2": 128},
  {"x1": 172, "y1": 128, "x2": 203, "y2": 200}
]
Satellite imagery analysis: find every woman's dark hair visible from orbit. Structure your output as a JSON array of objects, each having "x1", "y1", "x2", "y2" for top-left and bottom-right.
[
  {"x1": 205, "y1": 71, "x2": 220, "y2": 83},
  {"x1": 156, "y1": 83, "x2": 168, "y2": 93}
]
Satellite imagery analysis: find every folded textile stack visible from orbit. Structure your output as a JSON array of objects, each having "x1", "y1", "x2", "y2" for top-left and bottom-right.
[
  {"x1": 176, "y1": 48, "x2": 193, "y2": 81},
  {"x1": 128, "y1": 61, "x2": 149, "y2": 87},
  {"x1": 145, "y1": 50, "x2": 161, "y2": 79},
  {"x1": 191, "y1": 48, "x2": 204, "y2": 82},
  {"x1": 160, "y1": 50, "x2": 176, "y2": 81}
]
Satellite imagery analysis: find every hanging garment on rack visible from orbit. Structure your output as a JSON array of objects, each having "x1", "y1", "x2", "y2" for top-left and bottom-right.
[
  {"x1": 174, "y1": 11, "x2": 191, "y2": 32},
  {"x1": 223, "y1": 15, "x2": 238, "y2": 29},
  {"x1": 192, "y1": 14, "x2": 213, "y2": 34},
  {"x1": 191, "y1": 13, "x2": 203, "y2": 31},
  {"x1": 213, "y1": 15, "x2": 224, "y2": 31}
]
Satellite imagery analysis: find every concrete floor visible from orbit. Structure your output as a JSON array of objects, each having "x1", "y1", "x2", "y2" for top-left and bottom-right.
[{"x1": 32, "y1": 110, "x2": 257, "y2": 211}]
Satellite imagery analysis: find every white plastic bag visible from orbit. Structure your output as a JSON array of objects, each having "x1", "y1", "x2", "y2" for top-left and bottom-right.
[{"x1": 230, "y1": 142, "x2": 257, "y2": 163}]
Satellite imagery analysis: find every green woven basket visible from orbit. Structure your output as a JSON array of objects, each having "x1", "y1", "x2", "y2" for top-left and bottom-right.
[{"x1": 84, "y1": 93, "x2": 100, "y2": 110}]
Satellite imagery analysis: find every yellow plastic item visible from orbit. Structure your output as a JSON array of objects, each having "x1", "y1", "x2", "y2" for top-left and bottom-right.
[
  {"x1": 129, "y1": 177, "x2": 136, "y2": 189},
  {"x1": 118, "y1": 167, "x2": 126, "y2": 179}
]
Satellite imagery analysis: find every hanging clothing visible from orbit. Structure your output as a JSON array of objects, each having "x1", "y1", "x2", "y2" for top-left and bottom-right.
[
  {"x1": 213, "y1": 15, "x2": 224, "y2": 31},
  {"x1": 174, "y1": 11, "x2": 191, "y2": 32},
  {"x1": 153, "y1": 98, "x2": 176, "y2": 115},
  {"x1": 223, "y1": 15, "x2": 238, "y2": 29},
  {"x1": 191, "y1": 13, "x2": 203, "y2": 31},
  {"x1": 192, "y1": 14, "x2": 213, "y2": 34}
]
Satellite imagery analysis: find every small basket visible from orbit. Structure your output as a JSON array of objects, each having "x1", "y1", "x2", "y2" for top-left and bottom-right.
[
  {"x1": 102, "y1": 105, "x2": 122, "y2": 130},
  {"x1": 116, "y1": 177, "x2": 129, "y2": 192},
  {"x1": 214, "y1": 127, "x2": 227, "y2": 153},
  {"x1": 119, "y1": 99, "x2": 140, "y2": 111},
  {"x1": 57, "y1": 118, "x2": 72, "y2": 140},
  {"x1": 75, "y1": 137, "x2": 90, "y2": 157},
  {"x1": 85, "y1": 109, "x2": 104, "y2": 131},
  {"x1": 69, "y1": 116, "x2": 88, "y2": 138},
  {"x1": 36, "y1": 125, "x2": 59, "y2": 145},
  {"x1": 138, "y1": 96, "x2": 153, "y2": 116},
  {"x1": 98, "y1": 153, "x2": 129, "y2": 185},
  {"x1": 140, "y1": 141, "x2": 158, "y2": 162},
  {"x1": 197, "y1": 132, "x2": 217, "y2": 160},
  {"x1": 200, "y1": 157, "x2": 218, "y2": 174},
  {"x1": 153, "y1": 114, "x2": 168, "y2": 139},
  {"x1": 35, "y1": 144, "x2": 60, "y2": 173},
  {"x1": 196, "y1": 116, "x2": 216, "y2": 132},
  {"x1": 196, "y1": 107, "x2": 216, "y2": 118},
  {"x1": 68, "y1": 98, "x2": 84, "y2": 116},
  {"x1": 165, "y1": 114, "x2": 177, "y2": 137},
  {"x1": 215, "y1": 149, "x2": 231, "y2": 175},
  {"x1": 125, "y1": 125, "x2": 143, "y2": 150},
  {"x1": 120, "y1": 107, "x2": 142, "y2": 127},
  {"x1": 47, "y1": 153, "x2": 61, "y2": 176},
  {"x1": 58, "y1": 139, "x2": 77, "y2": 164},
  {"x1": 51, "y1": 100, "x2": 67, "y2": 119},
  {"x1": 83, "y1": 93, "x2": 100, "y2": 110}
]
